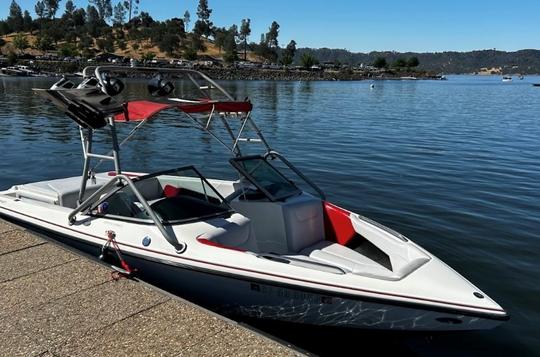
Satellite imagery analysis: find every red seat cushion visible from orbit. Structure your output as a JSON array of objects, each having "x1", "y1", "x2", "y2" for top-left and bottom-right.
[{"x1": 163, "y1": 185, "x2": 182, "y2": 198}]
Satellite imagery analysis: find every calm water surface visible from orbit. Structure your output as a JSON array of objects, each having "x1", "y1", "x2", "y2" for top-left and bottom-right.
[{"x1": 0, "y1": 75, "x2": 538, "y2": 355}]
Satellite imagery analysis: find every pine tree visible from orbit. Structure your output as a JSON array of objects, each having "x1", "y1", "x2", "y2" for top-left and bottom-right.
[
  {"x1": 266, "y1": 21, "x2": 279, "y2": 48},
  {"x1": 35, "y1": 1, "x2": 46, "y2": 20},
  {"x1": 223, "y1": 25, "x2": 238, "y2": 63},
  {"x1": 280, "y1": 40, "x2": 296, "y2": 66},
  {"x1": 239, "y1": 18, "x2": 251, "y2": 60},
  {"x1": 22, "y1": 10, "x2": 32, "y2": 32},
  {"x1": 44, "y1": 0, "x2": 60, "y2": 19},
  {"x1": 65, "y1": 1, "x2": 76, "y2": 15},
  {"x1": 183, "y1": 10, "x2": 190, "y2": 32},
  {"x1": 194, "y1": 0, "x2": 213, "y2": 37},
  {"x1": 89, "y1": 0, "x2": 113, "y2": 22},
  {"x1": 113, "y1": 2, "x2": 127, "y2": 26},
  {"x1": 7, "y1": 0, "x2": 24, "y2": 32}
]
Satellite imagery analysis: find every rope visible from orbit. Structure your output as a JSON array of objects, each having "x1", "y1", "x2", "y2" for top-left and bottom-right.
[{"x1": 101, "y1": 230, "x2": 137, "y2": 281}]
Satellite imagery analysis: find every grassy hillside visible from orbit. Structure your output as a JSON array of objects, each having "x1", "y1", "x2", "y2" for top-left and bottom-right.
[{"x1": 0, "y1": 31, "x2": 261, "y2": 62}]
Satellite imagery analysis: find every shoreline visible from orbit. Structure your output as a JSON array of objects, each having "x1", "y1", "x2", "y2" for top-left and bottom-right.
[{"x1": 6, "y1": 60, "x2": 443, "y2": 81}]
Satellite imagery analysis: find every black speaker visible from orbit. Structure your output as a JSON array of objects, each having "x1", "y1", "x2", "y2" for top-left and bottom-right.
[
  {"x1": 148, "y1": 75, "x2": 175, "y2": 97},
  {"x1": 101, "y1": 74, "x2": 125, "y2": 96}
]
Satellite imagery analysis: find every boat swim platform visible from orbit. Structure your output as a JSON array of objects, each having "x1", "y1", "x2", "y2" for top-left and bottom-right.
[{"x1": 0, "y1": 219, "x2": 302, "y2": 357}]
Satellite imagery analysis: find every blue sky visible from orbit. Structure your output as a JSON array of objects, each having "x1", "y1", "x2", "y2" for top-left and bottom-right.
[{"x1": 3, "y1": 0, "x2": 540, "y2": 52}]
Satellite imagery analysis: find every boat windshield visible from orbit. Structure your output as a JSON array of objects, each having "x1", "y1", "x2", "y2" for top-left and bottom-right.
[
  {"x1": 230, "y1": 156, "x2": 301, "y2": 201},
  {"x1": 91, "y1": 166, "x2": 232, "y2": 224}
]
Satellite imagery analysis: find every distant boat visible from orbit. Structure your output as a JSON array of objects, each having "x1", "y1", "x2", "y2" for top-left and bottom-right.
[
  {"x1": 502, "y1": 76, "x2": 512, "y2": 82},
  {"x1": 519, "y1": 74, "x2": 524, "y2": 80},
  {"x1": 532, "y1": 83, "x2": 540, "y2": 87},
  {"x1": 0, "y1": 67, "x2": 28, "y2": 76},
  {"x1": 432, "y1": 74, "x2": 447, "y2": 80},
  {"x1": 400, "y1": 76, "x2": 417, "y2": 80},
  {"x1": 0, "y1": 65, "x2": 39, "y2": 77}
]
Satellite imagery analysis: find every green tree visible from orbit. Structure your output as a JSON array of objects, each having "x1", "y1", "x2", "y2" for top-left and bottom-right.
[
  {"x1": 65, "y1": 0, "x2": 76, "y2": 15},
  {"x1": 44, "y1": 0, "x2": 60, "y2": 19},
  {"x1": 189, "y1": 32, "x2": 205, "y2": 52},
  {"x1": 407, "y1": 56, "x2": 419, "y2": 68},
  {"x1": 72, "y1": 8, "x2": 86, "y2": 27},
  {"x1": 7, "y1": 0, "x2": 24, "y2": 32},
  {"x1": 141, "y1": 51, "x2": 155, "y2": 61},
  {"x1": 7, "y1": 51, "x2": 17, "y2": 65},
  {"x1": 86, "y1": 5, "x2": 102, "y2": 37},
  {"x1": 116, "y1": 38, "x2": 127, "y2": 50},
  {"x1": 194, "y1": 0, "x2": 213, "y2": 37},
  {"x1": 35, "y1": 1, "x2": 46, "y2": 20},
  {"x1": 213, "y1": 27, "x2": 227, "y2": 53},
  {"x1": 239, "y1": 18, "x2": 251, "y2": 60},
  {"x1": 373, "y1": 56, "x2": 387, "y2": 69},
  {"x1": 392, "y1": 57, "x2": 407, "y2": 68},
  {"x1": 78, "y1": 33, "x2": 93, "y2": 50},
  {"x1": 0, "y1": 22, "x2": 9, "y2": 36},
  {"x1": 96, "y1": 37, "x2": 115, "y2": 52},
  {"x1": 113, "y1": 2, "x2": 127, "y2": 26},
  {"x1": 223, "y1": 25, "x2": 238, "y2": 63},
  {"x1": 280, "y1": 40, "x2": 296, "y2": 67},
  {"x1": 59, "y1": 42, "x2": 78, "y2": 56},
  {"x1": 22, "y1": 10, "x2": 33, "y2": 32},
  {"x1": 183, "y1": 46, "x2": 197, "y2": 60},
  {"x1": 265, "y1": 21, "x2": 279, "y2": 48},
  {"x1": 254, "y1": 38, "x2": 275, "y2": 63},
  {"x1": 300, "y1": 52, "x2": 318, "y2": 69},
  {"x1": 183, "y1": 10, "x2": 190, "y2": 32},
  {"x1": 89, "y1": 0, "x2": 113, "y2": 22},
  {"x1": 34, "y1": 33, "x2": 54, "y2": 50},
  {"x1": 157, "y1": 33, "x2": 180, "y2": 56},
  {"x1": 12, "y1": 33, "x2": 29, "y2": 53}
]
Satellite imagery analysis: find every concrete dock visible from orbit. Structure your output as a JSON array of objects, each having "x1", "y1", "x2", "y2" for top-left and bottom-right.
[{"x1": 0, "y1": 219, "x2": 301, "y2": 356}]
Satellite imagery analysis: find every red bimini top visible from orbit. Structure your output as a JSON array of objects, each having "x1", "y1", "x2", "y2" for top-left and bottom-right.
[{"x1": 114, "y1": 100, "x2": 253, "y2": 122}]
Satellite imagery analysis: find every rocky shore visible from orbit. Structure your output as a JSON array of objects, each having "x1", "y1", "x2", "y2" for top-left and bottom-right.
[
  {"x1": 14, "y1": 60, "x2": 440, "y2": 81},
  {"x1": 201, "y1": 68, "x2": 439, "y2": 81}
]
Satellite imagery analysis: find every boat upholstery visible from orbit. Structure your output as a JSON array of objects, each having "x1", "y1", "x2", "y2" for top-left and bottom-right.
[
  {"x1": 13, "y1": 175, "x2": 109, "y2": 208},
  {"x1": 298, "y1": 229, "x2": 430, "y2": 280},
  {"x1": 198, "y1": 214, "x2": 258, "y2": 251},
  {"x1": 282, "y1": 194, "x2": 325, "y2": 252},
  {"x1": 231, "y1": 193, "x2": 325, "y2": 254},
  {"x1": 299, "y1": 241, "x2": 398, "y2": 280}
]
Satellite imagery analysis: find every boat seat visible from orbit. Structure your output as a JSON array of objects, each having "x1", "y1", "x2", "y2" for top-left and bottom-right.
[
  {"x1": 297, "y1": 240, "x2": 429, "y2": 280},
  {"x1": 198, "y1": 214, "x2": 258, "y2": 251},
  {"x1": 298, "y1": 241, "x2": 395, "y2": 279},
  {"x1": 231, "y1": 193, "x2": 325, "y2": 254},
  {"x1": 14, "y1": 175, "x2": 110, "y2": 208}
]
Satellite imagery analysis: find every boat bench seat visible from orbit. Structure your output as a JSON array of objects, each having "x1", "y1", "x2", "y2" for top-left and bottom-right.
[
  {"x1": 296, "y1": 241, "x2": 427, "y2": 281},
  {"x1": 14, "y1": 175, "x2": 110, "y2": 208},
  {"x1": 198, "y1": 214, "x2": 258, "y2": 251}
]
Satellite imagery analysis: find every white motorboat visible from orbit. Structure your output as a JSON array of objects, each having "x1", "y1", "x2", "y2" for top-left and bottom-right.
[
  {"x1": 0, "y1": 66, "x2": 508, "y2": 331},
  {"x1": 502, "y1": 76, "x2": 512, "y2": 82}
]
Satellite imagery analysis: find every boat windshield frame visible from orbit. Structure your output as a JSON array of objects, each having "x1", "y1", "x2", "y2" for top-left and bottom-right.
[
  {"x1": 87, "y1": 165, "x2": 234, "y2": 225},
  {"x1": 230, "y1": 155, "x2": 303, "y2": 202}
]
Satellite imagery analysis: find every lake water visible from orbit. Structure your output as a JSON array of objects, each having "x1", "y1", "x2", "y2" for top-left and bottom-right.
[{"x1": 0, "y1": 75, "x2": 539, "y2": 355}]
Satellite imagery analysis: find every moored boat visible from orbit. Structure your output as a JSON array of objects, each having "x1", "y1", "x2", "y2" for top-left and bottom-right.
[{"x1": 0, "y1": 66, "x2": 508, "y2": 331}]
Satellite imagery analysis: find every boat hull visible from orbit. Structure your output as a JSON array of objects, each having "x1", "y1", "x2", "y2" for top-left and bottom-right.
[{"x1": 0, "y1": 212, "x2": 506, "y2": 331}]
